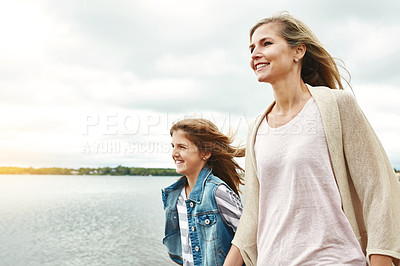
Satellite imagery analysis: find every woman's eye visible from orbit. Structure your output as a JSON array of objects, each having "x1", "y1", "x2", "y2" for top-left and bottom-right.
[{"x1": 264, "y1": 41, "x2": 272, "y2": 46}]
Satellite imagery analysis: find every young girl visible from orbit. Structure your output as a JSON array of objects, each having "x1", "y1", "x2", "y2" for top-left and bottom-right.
[
  {"x1": 162, "y1": 118, "x2": 245, "y2": 266},
  {"x1": 224, "y1": 12, "x2": 400, "y2": 266}
]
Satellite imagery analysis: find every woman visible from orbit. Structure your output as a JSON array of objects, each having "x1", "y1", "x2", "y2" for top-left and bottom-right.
[
  {"x1": 224, "y1": 12, "x2": 400, "y2": 266},
  {"x1": 162, "y1": 118, "x2": 244, "y2": 265}
]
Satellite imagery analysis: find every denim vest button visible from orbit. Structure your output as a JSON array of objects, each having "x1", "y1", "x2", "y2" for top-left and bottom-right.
[{"x1": 162, "y1": 169, "x2": 238, "y2": 265}]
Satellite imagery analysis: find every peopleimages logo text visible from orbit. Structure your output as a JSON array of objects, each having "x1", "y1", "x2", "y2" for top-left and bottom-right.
[
  {"x1": 81, "y1": 141, "x2": 171, "y2": 154},
  {"x1": 82, "y1": 113, "x2": 166, "y2": 136},
  {"x1": 81, "y1": 112, "x2": 253, "y2": 136}
]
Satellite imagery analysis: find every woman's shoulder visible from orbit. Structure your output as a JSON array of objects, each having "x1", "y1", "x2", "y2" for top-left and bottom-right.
[
  {"x1": 308, "y1": 85, "x2": 357, "y2": 106},
  {"x1": 330, "y1": 89, "x2": 359, "y2": 110},
  {"x1": 310, "y1": 86, "x2": 366, "y2": 126}
]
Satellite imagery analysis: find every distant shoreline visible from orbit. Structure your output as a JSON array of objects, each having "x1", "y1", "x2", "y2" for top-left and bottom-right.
[
  {"x1": 0, "y1": 166, "x2": 180, "y2": 176},
  {"x1": 1, "y1": 166, "x2": 398, "y2": 180}
]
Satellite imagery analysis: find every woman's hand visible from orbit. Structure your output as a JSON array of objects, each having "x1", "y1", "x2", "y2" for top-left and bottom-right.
[
  {"x1": 223, "y1": 244, "x2": 244, "y2": 266},
  {"x1": 370, "y1": 254, "x2": 393, "y2": 266}
]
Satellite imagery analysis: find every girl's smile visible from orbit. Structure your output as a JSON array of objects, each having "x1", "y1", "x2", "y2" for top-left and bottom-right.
[{"x1": 171, "y1": 129, "x2": 208, "y2": 180}]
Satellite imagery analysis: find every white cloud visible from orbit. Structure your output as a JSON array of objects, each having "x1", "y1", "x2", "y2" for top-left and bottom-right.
[
  {"x1": 135, "y1": 0, "x2": 243, "y2": 42},
  {"x1": 353, "y1": 83, "x2": 400, "y2": 165},
  {"x1": 156, "y1": 50, "x2": 242, "y2": 77},
  {"x1": 319, "y1": 18, "x2": 400, "y2": 85},
  {"x1": 1, "y1": 0, "x2": 399, "y2": 169},
  {"x1": 332, "y1": 19, "x2": 400, "y2": 60}
]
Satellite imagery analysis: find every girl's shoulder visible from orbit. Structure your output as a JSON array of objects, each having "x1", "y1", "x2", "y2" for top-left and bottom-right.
[
  {"x1": 204, "y1": 174, "x2": 234, "y2": 193},
  {"x1": 162, "y1": 176, "x2": 186, "y2": 194},
  {"x1": 205, "y1": 173, "x2": 225, "y2": 187},
  {"x1": 207, "y1": 175, "x2": 238, "y2": 197}
]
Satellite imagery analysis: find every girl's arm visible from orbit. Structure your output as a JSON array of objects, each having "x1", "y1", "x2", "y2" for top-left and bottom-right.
[
  {"x1": 224, "y1": 244, "x2": 244, "y2": 266},
  {"x1": 215, "y1": 184, "x2": 242, "y2": 232},
  {"x1": 215, "y1": 185, "x2": 244, "y2": 265}
]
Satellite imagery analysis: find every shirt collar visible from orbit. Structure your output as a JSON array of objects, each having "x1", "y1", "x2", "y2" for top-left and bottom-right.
[{"x1": 187, "y1": 166, "x2": 212, "y2": 203}]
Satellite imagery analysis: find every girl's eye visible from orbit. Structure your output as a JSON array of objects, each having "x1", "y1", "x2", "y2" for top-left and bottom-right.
[{"x1": 264, "y1": 41, "x2": 272, "y2": 46}]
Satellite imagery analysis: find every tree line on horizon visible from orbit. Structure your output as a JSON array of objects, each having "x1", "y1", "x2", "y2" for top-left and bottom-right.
[
  {"x1": 1, "y1": 166, "x2": 399, "y2": 178},
  {"x1": 0, "y1": 166, "x2": 180, "y2": 176}
]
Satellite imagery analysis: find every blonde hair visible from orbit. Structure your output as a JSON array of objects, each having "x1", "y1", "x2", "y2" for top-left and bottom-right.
[
  {"x1": 170, "y1": 118, "x2": 245, "y2": 195},
  {"x1": 250, "y1": 11, "x2": 349, "y2": 90}
]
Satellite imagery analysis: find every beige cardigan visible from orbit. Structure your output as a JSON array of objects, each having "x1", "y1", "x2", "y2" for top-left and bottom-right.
[{"x1": 232, "y1": 85, "x2": 400, "y2": 265}]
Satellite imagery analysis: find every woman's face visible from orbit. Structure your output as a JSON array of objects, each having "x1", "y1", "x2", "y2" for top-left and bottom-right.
[
  {"x1": 171, "y1": 130, "x2": 207, "y2": 179},
  {"x1": 249, "y1": 22, "x2": 297, "y2": 84}
]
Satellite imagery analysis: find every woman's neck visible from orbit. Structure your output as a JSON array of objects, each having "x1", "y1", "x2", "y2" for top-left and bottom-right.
[{"x1": 271, "y1": 79, "x2": 311, "y2": 115}]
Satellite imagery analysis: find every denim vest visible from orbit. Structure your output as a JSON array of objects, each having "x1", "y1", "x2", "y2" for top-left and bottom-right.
[{"x1": 162, "y1": 167, "x2": 236, "y2": 265}]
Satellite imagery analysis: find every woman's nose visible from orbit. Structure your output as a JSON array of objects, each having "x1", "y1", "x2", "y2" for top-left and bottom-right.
[{"x1": 251, "y1": 48, "x2": 261, "y2": 60}]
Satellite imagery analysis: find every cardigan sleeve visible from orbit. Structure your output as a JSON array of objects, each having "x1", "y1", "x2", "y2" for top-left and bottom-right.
[
  {"x1": 231, "y1": 119, "x2": 259, "y2": 266},
  {"x1": 336, "y1": 91, "x2": 400, "y2": 265}
]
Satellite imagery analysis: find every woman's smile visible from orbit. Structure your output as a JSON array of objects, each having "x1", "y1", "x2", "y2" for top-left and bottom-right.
[{"x1": 249, "y1": 22, "x2": 297, "y2": 84}]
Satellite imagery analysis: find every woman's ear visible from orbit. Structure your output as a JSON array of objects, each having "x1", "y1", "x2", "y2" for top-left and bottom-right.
[{"x1": 295, "y1": 43, "x2": 306, "y2": 60}]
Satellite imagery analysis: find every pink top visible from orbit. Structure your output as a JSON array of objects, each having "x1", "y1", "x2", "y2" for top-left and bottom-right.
[{"x1": 254, "y1": 98, "x2": 366, "y2": 265}]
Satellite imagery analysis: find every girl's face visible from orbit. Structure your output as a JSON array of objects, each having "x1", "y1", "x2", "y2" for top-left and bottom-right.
[
  {"x1": 171, "y1": 130, "x2": 207, "y2": 179},
  {"x1": 249, "y1": 22, "x2": 297, "y2": 84}
]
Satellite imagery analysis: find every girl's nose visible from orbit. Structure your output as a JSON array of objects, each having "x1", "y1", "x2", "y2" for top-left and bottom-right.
[{"x1": 171, "y1": 146, "x2": 178, "y2": 157}]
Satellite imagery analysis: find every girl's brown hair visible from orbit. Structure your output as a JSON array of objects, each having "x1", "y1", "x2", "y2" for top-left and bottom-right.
[
  {"x1": 250, "y1": 11, "x2": 350, "y2": 90},
  {"x1": 170, "y1": 118, "x2": 245, "y2": 195}
]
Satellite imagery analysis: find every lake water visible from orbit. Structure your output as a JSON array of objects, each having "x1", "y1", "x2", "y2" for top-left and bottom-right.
[{"x1": 0, "y1": 174, "x2": 179, "y2": 266}]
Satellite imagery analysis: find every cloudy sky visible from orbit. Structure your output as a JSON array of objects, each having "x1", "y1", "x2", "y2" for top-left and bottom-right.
[{"x1": 1, "y1": 0, "x2": 399, "y2": 170}]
